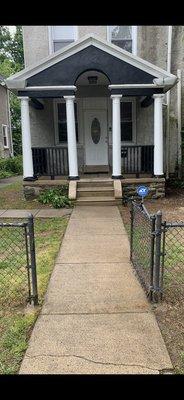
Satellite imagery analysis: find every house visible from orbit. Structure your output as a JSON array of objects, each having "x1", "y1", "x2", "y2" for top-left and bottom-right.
[
  {"x1": 0, "y1": 74, "x2": 13, "y2": 158},
  {"x1": 6, "y1": 26, "x2": 181, "y2": 203}
]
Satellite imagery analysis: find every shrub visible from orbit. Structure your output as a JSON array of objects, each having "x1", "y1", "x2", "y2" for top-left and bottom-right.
[
  {"x1": 0, "y1": 155, "x2": 23, "y2": 176},
  {"x1": 38, "y1": 186, "x2": 73, "y2": 209}
]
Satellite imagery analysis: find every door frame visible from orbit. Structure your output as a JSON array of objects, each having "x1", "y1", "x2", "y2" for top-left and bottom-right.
[{"x1": 83, "y1": 108, "x2": 109, "y2": 167}]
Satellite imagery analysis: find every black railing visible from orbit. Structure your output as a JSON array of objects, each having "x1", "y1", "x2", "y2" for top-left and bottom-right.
[
  {"x1": 32, "y1": 147, "x2": 69, "y2": 179},
  {"x1": 121, "y1": 145, "x2": 154, "y2": 175},
  {"x1": 32, "y1": 145, "x2": 153, "y2": 179}
]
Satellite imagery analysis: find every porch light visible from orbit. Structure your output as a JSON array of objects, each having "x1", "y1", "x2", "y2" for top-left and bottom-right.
[{"x1": 88, "y1": 76, "x2": 98, "y2": 84}]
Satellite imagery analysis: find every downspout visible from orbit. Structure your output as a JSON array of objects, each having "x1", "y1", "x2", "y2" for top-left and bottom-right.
[
  {"x1": 177, "y1": 68, "x2": 182, "y2": 178},
  {"x1": 166, "y1": 26, "x2": 172, "y2": 179},
  {"x1": 7, "y1": 89, "x2": 14, "y2": 157}
]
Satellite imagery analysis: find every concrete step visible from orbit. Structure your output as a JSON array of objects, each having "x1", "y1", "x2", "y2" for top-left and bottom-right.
[
  {"x1": 76, "y1": 196, "x2": 121, "y2": 206},
  {"x1": 83, "y1": 165, "x2": 109, "y2": 173},
  {"x1": 77, "y1": 187, "x2": 114, "y2": 197},
  {"x1": 78, "y1": 180, "x2": 113, "y2": 188}
]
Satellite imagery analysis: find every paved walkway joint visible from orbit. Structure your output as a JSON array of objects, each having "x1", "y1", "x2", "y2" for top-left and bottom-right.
[{"x1": 19, "y1": 205, "x2": 173, "y2": 374}]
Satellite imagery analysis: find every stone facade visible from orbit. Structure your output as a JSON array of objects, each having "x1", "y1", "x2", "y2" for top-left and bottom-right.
[{"x1": 122, "y1": 178, "x2": 165, "y2": 201}]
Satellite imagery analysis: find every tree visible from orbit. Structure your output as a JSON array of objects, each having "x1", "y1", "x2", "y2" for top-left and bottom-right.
[{"x1": 0, "y1": 26, "x2": 24, "y2": 156}]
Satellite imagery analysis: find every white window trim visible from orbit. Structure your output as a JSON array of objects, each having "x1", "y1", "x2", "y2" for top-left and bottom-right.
[
  {"x1": 107, "y1": 26, "x2": 137, "y2": 55},
  {"x1": 2, "y1": 124, "x2": 9, "y2": 149},
  {"x1": 48, "y1": 26, "x2": 78, "y2": 55},
  {"x1": 53, "y1": 99, "x2": 79, "y2": 146},
  {"x1": 120, "y1": 97, "x2": 136, "y2": 145}
]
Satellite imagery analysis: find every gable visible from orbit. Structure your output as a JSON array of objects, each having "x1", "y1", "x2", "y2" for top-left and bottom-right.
[{"x1": 26, "y1": 45, "x2": 157, "y2": 87}]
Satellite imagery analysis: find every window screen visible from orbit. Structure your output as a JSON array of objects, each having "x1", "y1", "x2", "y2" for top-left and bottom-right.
[
  {"x1": 109, "y1": 26, "x2": 132, "y2": 52},
  {"x1": 52, "y1": 26, "x2": 75, "y2": 52},
  {"x1": 2, "y1": 125, "x2": 8, "y2": 147}
]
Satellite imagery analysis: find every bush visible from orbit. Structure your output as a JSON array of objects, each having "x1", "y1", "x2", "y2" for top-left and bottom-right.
[
  {"x1": 38, "y1": 186, "x2": 73, "y2": 209},
  {"x1": 0, "y1": 155, "x2": 23, "y2": 177}
]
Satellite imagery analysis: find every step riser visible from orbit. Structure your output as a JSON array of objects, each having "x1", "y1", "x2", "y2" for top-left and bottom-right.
[
  {"x1": 78, "y1": 182, "x2": 113, "y2": 188},
  {"x1": 77, "y1": 190, "x2": 114, "y2": 198},
  {"x1": 76, "y1": 200, "x2": 120, "y2": 206}
]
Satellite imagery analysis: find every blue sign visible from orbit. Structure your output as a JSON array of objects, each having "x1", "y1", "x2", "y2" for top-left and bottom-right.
[{"x1": 137, "y1": 185, "x2": 149, "y2": 198}]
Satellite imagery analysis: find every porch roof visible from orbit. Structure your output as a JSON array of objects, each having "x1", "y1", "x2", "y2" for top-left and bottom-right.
[{"x1": 6, "y1": 34, "x2": 178, "y2": 97}]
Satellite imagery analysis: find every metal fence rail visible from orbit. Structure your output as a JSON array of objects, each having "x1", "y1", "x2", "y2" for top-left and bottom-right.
[
  {"x1": 130, "y1": 200, "x2": 184, "y2": 303},
  {"x1": 0, "y1": 215, "x2": 38, "y2": 309}
]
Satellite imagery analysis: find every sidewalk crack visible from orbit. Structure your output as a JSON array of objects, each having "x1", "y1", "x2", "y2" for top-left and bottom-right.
[{"x1": 25, "y1": 353, "x2": 160, "y2": 371}]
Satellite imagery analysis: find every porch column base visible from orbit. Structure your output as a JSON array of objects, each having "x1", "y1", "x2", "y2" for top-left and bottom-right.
[
  {"x1": 23, "y1": 176, "x2": 37, "y2": 182},
  {"x1": 68, "y1": 176, "x2": 80, "y2": 180},
  {"x1": 112, "y1": 175, "x2": 123, "y2": 179},
  {"x1": 154, "y1": 174, "x2": 164, "y2": 178}
]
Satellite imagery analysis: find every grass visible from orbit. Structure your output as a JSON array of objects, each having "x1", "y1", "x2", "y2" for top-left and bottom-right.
[
  {"x1": 0, "y1": 216, "x2": 69, "y2": 374},
  {"x1": 0, "y1": 181, "x2": 52, "y2": 209}
]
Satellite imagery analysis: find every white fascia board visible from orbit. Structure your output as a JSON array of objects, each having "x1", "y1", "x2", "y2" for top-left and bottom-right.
[
  {"x1": 6, "y1": 79, "x2": 26, "y2": 89},
  {"x1": 5, "y1": 33, "x2": 177, "y2": 88}
]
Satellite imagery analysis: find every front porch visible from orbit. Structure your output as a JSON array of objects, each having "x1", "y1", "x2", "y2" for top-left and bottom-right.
[{"x1": 6, "y1": 34, "x2": 178, "y2": 196}]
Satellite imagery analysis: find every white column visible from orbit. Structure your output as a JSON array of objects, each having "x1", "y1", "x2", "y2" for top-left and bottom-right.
[
  {"x1": 111, "y1": 94, "x2": 122, "y2": 178},
  {"x1": 153, "y1": 94, "x2": 164, "y2": 176},
  {"x1": 19, "y1": 96, "x2": 34, "y2": 179},
  {"x1": 64, "y1": 95, "x2": 79, "y2": 179}
]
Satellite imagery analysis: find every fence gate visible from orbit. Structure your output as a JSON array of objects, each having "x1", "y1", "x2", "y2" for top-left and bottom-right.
[
  {"x1": 130, "y1": 201, "x2": 184, "y2": 302},
  {"x1": 0, "y1": 214, "x2": 38, "y2": 308}
]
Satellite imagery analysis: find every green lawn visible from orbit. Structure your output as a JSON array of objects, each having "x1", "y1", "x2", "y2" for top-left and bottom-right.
[
  {"x1": 0, "y1": 182, "x2": 52, "y2": 209},
  {"x1": 0, "y1": 216, "x2": 69, "y2": 374}
]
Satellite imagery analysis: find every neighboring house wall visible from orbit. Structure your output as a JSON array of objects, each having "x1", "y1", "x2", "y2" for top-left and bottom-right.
[{"x1": 0, "y1": 84, "x2": 12, "y2": 158}]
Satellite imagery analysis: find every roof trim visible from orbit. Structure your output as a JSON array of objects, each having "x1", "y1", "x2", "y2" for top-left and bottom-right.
[{"x1": 6, "y1": 33, "x2": 177, "y2": 90}]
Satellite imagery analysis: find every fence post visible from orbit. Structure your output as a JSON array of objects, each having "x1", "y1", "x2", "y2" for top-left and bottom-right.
[
  {"x1": 154, "y1": 210, "x2": 162, "y2": 302},
  {"x1": 149, "y1": 214, "x2": 156, "y2": 301},
  {"x1": 28, "y1": 214, "x2": 38, "y2": 306},
  {"x1": 130, "y1": 201, "x2": 134, "y2": 261}
]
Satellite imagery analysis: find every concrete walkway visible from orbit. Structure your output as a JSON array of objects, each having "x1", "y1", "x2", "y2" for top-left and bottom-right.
[{"x1": 19, "y1": 206, "x2": 172, "y2": 374}]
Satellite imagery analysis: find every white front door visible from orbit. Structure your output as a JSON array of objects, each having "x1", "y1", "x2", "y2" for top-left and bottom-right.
[{"x1": 84, "y1": 110, "x2": 108, "y2": 166}]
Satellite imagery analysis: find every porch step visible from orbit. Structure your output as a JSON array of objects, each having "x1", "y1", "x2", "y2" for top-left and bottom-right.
[
  {"x1": 83, "y1": 165, "x2": 109, "y2": 173},
  {"x1": 78, "y1": 180, "x2": 113, "y2": 188},
  {"x1": 77, "y1": 187, "x2": 114, "y2": 197},
  {"x1": 76, "y1": 196, "x2": 121, "y2": 206}
]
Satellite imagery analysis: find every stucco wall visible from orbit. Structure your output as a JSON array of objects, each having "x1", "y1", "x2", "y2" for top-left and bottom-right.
[
  {"x1": 0, "y1": 85, "x2": 12, "y2": 158},
  {"x1": 23, "y1": 26, "x2": 50, "y2": 67},
  {"x1": 30, "y1": 99, "x2": 55, "y2": 147},
  {"x1": 137, "y1": 25, "x2": 184, "y2": 174},
  {"x1": 78, "y1": 26, "x2": 107, "y2": 40}
]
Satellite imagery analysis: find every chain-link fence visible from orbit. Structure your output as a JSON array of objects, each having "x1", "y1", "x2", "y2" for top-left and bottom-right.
[
  {"x1": 130, "y1": 201, "x2": 184, "y2": 303},
  {"x1": 161, "y1": 221, "x2": 184, "y2": 303},
  {"x1": 0, "y1": 215, "x2": 38, "y2": 309}
]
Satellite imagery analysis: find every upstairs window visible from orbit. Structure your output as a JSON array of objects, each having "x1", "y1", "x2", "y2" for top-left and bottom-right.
[
  {"x1": 57, "y1": 102, "x2": 78, "y2": 143},
  {"x1": 50, "y1": 26, "x2": 77, "y2": 52},
  {"x1": 108, "y1": 26, "x2": 137, "y2": 54},
  {"x1": 2, "y1": 124, "x2": 9, "y2": 148}
]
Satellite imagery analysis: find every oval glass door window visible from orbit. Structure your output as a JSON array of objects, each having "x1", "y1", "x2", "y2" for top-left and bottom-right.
[{"x1": 91, "y1": 118, "x2": 101, "y2": 144}]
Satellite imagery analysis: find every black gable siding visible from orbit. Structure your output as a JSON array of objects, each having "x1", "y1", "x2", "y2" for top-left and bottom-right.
[{"x1": 27, "y1": 45, "x2": 157, "y2": 87}]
